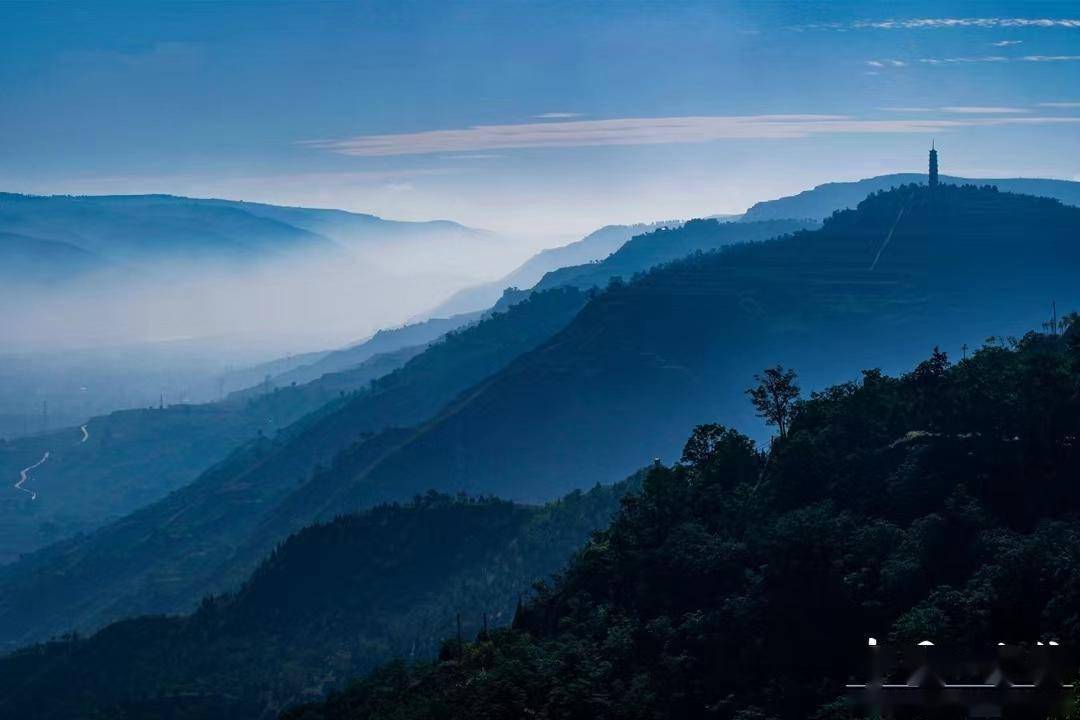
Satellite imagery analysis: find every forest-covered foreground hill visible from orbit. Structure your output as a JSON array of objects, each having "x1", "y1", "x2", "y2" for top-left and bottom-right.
[
  {"x1": 285, "y1": 325, "x2": 1080, "y2": 720},
  {"x1": 0, "y1": 482, "x2": 632, "y2": 719}
]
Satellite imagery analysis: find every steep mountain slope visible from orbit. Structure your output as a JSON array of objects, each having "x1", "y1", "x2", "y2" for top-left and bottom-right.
[
  {"x1": 0, "y1": 345, "x2": 422, "y2": 564},
  {"x1": 284, "y1": 329, "x2": 1080, "y2": 720},
  {"x1": 0, "y1": 483, "x2": 630, "y2": 719},
  {"x1": 744, "y1": 173, "x2": 1080, "y2": 221},
  {"x1": 0, "y1": 288, "x2": 591, "y2": 648},
  {"x1": 5, "y1": 183, "x2": 1074, "y2": 654},
  {"x1": 428, "y1": 221, "x2": 680, "y2": 317},
  {"x1": 237, "y1": 310, "x2": 485, "y2": 395},
  {"x1": 290, "y1": 185, "x2": 1080, "y2": 518},
  {"x1": 532, "y1": 218, "x2": 813, "y2": 292}
]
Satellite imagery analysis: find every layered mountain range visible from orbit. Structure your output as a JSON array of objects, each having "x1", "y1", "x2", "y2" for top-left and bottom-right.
[{"x1": 1, "y1": 176, "x2": 1079, "y2": 720}]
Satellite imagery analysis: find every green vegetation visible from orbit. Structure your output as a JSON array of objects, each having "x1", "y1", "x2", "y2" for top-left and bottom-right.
[
  {"x1": 0, "y1": 482, "x2": 631, "y2": 719},
  {"x1": 285, "y1": 326, "x2": 1080, "y2": 720}
]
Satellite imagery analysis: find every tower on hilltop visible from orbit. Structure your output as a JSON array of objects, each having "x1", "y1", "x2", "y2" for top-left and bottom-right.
[{"x1": 928, "y1": 141, "x2": 939, "y2": 187}]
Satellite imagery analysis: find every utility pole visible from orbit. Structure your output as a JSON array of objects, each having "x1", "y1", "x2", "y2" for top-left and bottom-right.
[{"x1": 1052, "y1": 300, "x2": 1059, "y2": 336}]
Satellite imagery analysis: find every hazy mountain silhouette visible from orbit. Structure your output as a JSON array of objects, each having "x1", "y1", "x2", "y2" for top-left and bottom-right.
[
  {"x1": 0, "y1": 192, "x2": 494, "y2": 289},
  {"x1": 0, "y1": 231, "x2": 107, "y2": 283},
  {"x1": 278, "y1": 184, "x2": 1079, "y2": 519},
  {"x1": 532, "y1": 218, "x2": 813, "y2": 292},
  {"x1": 3, "y1": 183, "x2": 1076, "y2": 655},
  {"x1": 234, "y1": 310, "x2": 486, "y2": 395},
  {"x1": 743, "y1": 173, "x2": 1080, "y2": 221},
  {"x1": 427, "y1": 221, "x2": 681, "y2": 317},
  {"x1": 0, "y1": 343, "x2": 425, "y2": 564},
  {"x1": 0, "y1": 287, "x2": 591, "y2": 648}
]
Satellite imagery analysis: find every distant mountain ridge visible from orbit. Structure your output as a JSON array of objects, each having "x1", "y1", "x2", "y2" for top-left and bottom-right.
[
  {"x1": 236, "y1": 310, "x2": 486, "y2": 395},
  {"x1": 4, "y1": 181, "x2": 1077, "y2": 657},
  {"x1": 743, "y1": 173, "x2": 1080, "y2": 221},
  {"x1": 0, "y1": 192, "x2": 489, "y2": 282},
  {"x1": 288, "y1": 183, "x2": 1080, "y2": 520},
  {"x1": 427, "y1": 221, "x2": 682, "y2": 317},
  {"x1": 532, "y1": 217, "x2": 815, "y2": 292}
]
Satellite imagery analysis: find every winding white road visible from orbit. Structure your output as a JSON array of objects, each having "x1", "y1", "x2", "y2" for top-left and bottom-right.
[
  {"x1": 80, "y1": 424, "x2": 89, "y2": 443},
  {"x1": 15, "y1": 451, "x2": 49, "y2": 501}
]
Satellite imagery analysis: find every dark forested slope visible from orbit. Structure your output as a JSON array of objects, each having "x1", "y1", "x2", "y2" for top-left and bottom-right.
[
  {"x1": 286, "y1": 327, "x2": 1080, "y2": 720},
  {"x1": 0, "y1": 482, "x2": 630, "y2": 720}
]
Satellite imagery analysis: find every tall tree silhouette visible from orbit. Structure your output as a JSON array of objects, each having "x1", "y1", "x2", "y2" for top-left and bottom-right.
[{"x1": 747, "y1": 366, "x2": 800, "y2": 439}]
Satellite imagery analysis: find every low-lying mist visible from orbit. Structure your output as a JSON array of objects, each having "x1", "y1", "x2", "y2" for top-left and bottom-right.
[{"x1": 0, "y1": 230, "x2": 537, "y2": 437}]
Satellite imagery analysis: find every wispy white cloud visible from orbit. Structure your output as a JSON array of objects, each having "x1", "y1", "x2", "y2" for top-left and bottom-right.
[
  {"x1": 992, "y1": 40, "x2": 1023, "y2": 46},
  {"x1": 1021, "y1": 55, "x2": 1080, "y2": 61},
  {"x1": 880, "y1": 107, "x2": 934, "y2": 112},
  {"x1": 940, "y1": 106, "x2": 1030, "y2": 114},
  {"x1": 1039, "y1": 101, "x2": 1080, "y2": 107},
  {"x1": 917, "y1": 55, "x2": 1010, "y2": 64},
  {"x1": 857, "y1": 18, "x2": 1080, "y2": 29},
  {"x1": 534, "y1": 112, "x2": 582, "y2": 119},
  {"x1": 801, "y1": 18, "x2": 1080, "y2": 31},
  {"x1": 867, "y1": 54, "x2": 1080, "y2": 66},
  {"x1": 304, "y1": 114, "x2": 1080, "y2": 157}
]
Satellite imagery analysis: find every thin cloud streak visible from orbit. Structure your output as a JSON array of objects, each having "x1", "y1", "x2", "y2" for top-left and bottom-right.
[
  {"x1": 855, "y1": 18, "x2": 1080, "y2": 29},
  {"x1": 800, "y1": 18, "x2": 1080, "y2": 31},
  {"x1": 867, "y1": 55, "x2": 1080, "y2": 66},
  {"x1": 306, "y1": 114, "x2": 1080, "y2": 157}
]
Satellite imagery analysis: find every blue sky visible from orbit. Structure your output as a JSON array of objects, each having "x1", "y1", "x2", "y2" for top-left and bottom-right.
[{"x1": 2, "y1": 1, "x2": 1079, "y2": 236}]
